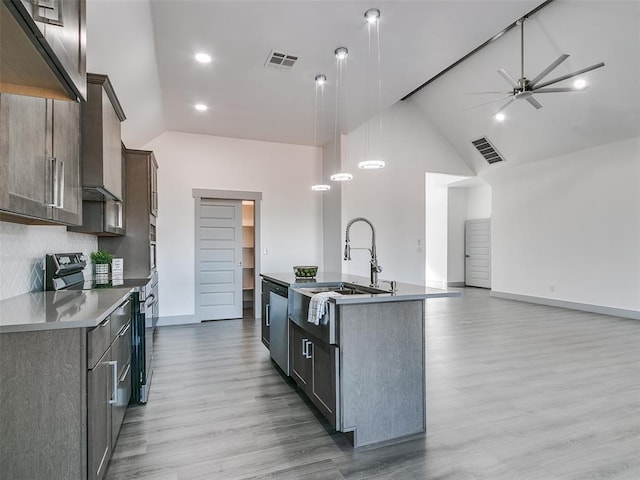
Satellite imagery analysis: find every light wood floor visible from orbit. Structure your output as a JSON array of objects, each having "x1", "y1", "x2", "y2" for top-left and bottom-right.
[{"x1": 106, "y1": 288, "x2": 640, "y2": 480}]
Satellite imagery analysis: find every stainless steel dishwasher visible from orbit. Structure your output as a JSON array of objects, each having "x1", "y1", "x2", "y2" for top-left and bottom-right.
[{"x1": 268, "y1": 282, "x2": 289, "y2": 374}]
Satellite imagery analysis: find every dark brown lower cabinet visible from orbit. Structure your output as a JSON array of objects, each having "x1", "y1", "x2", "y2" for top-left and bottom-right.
[
  {"x1": 88, "y1": 347, "x2": 112, "y2": 480},
  {"x1": 0, "y1": 299, "x2": 131, "y2": 480},
  {"x1": 289, "y1": 322, "x2": 338, "y2": 427}
]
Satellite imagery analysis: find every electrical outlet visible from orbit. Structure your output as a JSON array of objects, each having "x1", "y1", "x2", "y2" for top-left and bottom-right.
[{"x1": 549, "y1": 284, "x2": 556, "y2": 292}]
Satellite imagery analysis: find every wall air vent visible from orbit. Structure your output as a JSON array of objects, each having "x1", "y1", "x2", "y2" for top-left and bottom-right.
[
  {"x1": 265, "y1": 50, "x2": 298, "y2": 69},
  {"x1": 471, "y1": 136, "x2": 505, "y2": 164}
]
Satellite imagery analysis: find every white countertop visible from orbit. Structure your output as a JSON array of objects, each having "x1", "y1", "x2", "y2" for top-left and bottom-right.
[{"x1": 0, "y1": 288, "x2": 133, "y2": 333}]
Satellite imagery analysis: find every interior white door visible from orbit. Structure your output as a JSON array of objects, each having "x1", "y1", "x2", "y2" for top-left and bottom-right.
[
  {"x1": 465, "y1": 219, "x2": 491, "y2": 288},
  {"x1": 197, "y1": 198, "x2": 243, "y2": 320}
]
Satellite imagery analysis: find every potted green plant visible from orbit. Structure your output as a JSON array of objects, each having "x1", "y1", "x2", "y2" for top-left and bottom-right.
[{"x1": 90, "y1": 250, "x2": 113, "y2": 276}]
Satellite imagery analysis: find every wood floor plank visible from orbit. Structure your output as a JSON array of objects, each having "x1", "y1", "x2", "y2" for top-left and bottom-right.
[{"x1": 106, "y1": 288, "x2": 640, "y2": 480}]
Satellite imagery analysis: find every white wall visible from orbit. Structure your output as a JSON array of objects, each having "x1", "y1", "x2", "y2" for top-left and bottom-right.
[
  {"x1": 485, "y1": 136, "x2": 640, "y2": 312},
  {"x1": 467, "y1": 183, "x2": 492, "y2": 219},
  {"x1": 321, "y1": 136, "x2": 343, "y2": 273},
  {"x1": 86, "y1": 0, "x2": 164, "y2": 148},
  {"x1": 342, "y1": 101, "x2": 473, "y2": 286},
  {"x1": 143, "y1": 131, "x2": 323, "y2": 320}
]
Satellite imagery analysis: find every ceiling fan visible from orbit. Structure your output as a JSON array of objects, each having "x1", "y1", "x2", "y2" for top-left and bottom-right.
[{"x1": 479, "y1": 17, "x2": 605, "y2": 116}]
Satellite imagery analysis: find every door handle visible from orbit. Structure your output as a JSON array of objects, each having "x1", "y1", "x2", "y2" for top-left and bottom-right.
[
  {"x1": 46, "y1": 157, "x2": 57, "y2": 207},
  {"x1": 302, "y1": 339, "x2": 313, "y2": 359},
  {"x1": 56, "y1": 159, "x2": 64, "y2": 208},
  {"x1": 265, "y1": 304, "x2": 270, "y2": 327},
  {"x1": 107, "y1": 360, "x2": 118, "y2": 404}
]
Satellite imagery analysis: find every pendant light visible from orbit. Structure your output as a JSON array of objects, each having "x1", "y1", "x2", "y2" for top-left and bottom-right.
[
  {"x1": 331, "y1": 46, "x2": 353, "y2": 182},
  {"x1": 311, "y1": 74, "x2": 331, "y2": 192},
  {"x1": 358, "y1": 8, "x2": 385, "y2": 170}
]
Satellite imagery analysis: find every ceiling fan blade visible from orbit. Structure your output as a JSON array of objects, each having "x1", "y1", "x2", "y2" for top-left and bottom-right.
[
  {"x1": 464, "y1": 95, "x2": 513, "y2": 111},
  {"x1": 534, "y1": 61, "x2": 605, "y2": 90},
  {"x1": 495, "y1": 97, "x2": 516, "y2": 115},
  {"x1": 465, "y1": 91, "x2": 511, "y2": 95},
  {"x1": 526, "y1": 95, "x2": 543, "y2": 109},
  {"x1": 529, "y1": 54, "x2": 570, "y2": 87},
  {"x1": 534, "y1": 87, "x2": 588, "y2": 93},
  {"x1": 497, "y1": 68, "x2": 519, "y2": 88}
]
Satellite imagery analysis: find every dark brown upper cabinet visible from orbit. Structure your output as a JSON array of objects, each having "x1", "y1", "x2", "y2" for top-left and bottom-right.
[
  {"x1": 81, "y1": 74, "x2": 126, "y2": 202},
  {"x1": 0, "y1": 0, "x2": 86, "y2": 102},
  {"x1": 0, "y1": 92, "x2": 82, "y2": 226}
]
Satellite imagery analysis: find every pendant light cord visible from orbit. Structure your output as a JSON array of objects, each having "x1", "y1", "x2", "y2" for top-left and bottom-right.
[{"x1": 375, "y1": 19, "x2": 383, "y2": 159}]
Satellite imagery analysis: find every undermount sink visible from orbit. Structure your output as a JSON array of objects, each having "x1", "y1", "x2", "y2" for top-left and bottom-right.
[{"x1": 303, "y1": 283, "x2": 388, "y2": 296}]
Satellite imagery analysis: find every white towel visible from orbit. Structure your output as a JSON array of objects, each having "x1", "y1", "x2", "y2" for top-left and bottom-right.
[{"x1": 307, "y1": 292, "x2": 342, "y2": 325}]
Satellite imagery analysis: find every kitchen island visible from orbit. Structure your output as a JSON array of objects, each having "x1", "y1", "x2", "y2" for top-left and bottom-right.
[{"x1": 261, "y1": 272, "x2": 461, "y2": 447}]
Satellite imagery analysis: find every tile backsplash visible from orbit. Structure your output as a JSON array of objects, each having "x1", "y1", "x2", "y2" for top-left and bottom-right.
[{"x1": 0, "y1": 221, "x2": 97, "y2": 301}]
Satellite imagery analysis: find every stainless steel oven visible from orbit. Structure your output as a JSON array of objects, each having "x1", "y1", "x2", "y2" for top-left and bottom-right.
[{"x1": 139, "y1": 271, "x2": 158, "y2": 402}]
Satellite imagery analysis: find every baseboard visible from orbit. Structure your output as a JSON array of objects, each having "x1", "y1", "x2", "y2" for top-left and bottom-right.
[
  {"x1": 447, "y1": 281, "x2": 465, "y2": 287},
  {"x1": 157, "y1": 314, "x2": 199, "y2": 327},
  {"x1": 490, "y1": 291, "x2": 640, "y2": 320}
]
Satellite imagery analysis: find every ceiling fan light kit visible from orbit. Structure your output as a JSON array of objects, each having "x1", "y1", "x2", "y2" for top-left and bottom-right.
[{"x1": 489, "y1": 16, "x2": 604, "y2": 117}]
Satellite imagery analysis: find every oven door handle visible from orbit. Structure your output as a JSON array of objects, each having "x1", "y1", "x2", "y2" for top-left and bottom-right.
[{"x1": 145, "y1": 293, "x2": 156, "y2": 307}]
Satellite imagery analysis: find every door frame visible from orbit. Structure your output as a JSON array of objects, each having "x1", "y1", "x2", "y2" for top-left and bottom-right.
[{"x1": 193, "y1": 189, "x2": 262, "y2": 320}]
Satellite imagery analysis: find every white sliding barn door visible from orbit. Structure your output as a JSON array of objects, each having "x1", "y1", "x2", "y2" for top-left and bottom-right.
[
  {"x1": 465, "y1": 219, "x2": 491, "y2": 288},
  {"x1": 196, "y1": 198, "x2": 243, "y2": 320}
]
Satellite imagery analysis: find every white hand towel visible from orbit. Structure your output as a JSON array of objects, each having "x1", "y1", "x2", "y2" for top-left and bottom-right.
[{"x1": 308, "y1": 291, "x2": 342, "y2": 325}]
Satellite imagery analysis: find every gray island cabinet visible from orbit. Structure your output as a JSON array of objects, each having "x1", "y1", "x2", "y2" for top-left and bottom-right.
[
  {"x1": 0, "y1": 289, "x2": 133, "y2": 480},
  {"x1": 261, "y1": 272, "x2": 461, "y2": 447}
]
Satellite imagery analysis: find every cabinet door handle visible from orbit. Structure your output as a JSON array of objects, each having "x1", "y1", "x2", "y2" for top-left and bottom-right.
[
  {"x1": 56, "y1": 159, "x2": 64, "y2": 208},
  {"x1": 303, "y1": 339, "x2": 313, "y2": 359},
  {"x1": 115, "y1": 202, "x2": 123, "y2": 229},
  {"x1": 118, "y1": 322, "x2": 131, "y2": 337},
  {"x1": 100, "y1": 318, "x2": 110, "y2": 328},
  {"x1": 119, "y1": 363, "x2": 131, "y2": 383},
  {"x1": 306, "y1": 341, "x2": 313, "y2": 359},
  {"x1": 265, "y1": 305, "x2": 270, "y2": 327},
  {"x1": 107, "y1": 360, "x2": 118, "y2": 404},
  {"x1": 46, "y1": 157, "x2": 57, "y2": 207}
]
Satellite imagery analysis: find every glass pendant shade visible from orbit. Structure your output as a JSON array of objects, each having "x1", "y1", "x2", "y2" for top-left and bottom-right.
[
  {"x1": 358, "y1": 160, "x2": 385, "y2": 169},
  {"x1": 330, "y1": 173, "x2": 353, "y2": 182}
]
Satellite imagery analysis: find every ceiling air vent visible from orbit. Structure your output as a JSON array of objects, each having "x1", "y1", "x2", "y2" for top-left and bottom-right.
[
  {"x1": 471, "y1": 136, "x2": 505, "y2": 164},
  {"x1": 265, "y1": 50, "x2": 298, "y2": 69}
]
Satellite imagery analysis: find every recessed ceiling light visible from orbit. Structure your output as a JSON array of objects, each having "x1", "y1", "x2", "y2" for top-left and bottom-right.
[
  {"x1": 495, "y1": 112, "x2": 506, "y2": 122},
  {"x1": 194, "y1": 104, "x2": 208, "y2": 112},
  {"x1": 330, "y1": 172, "x2": 353, "y2": 182},
  {"x1": 311, "y1": 184, "x2": 331, "y2": 191},
  {"x1": 573, "y1": 78, "x2": 587, "y2": 90},
  {"x1": 195, "y1": 52, "x2": 211, "y2": 63},
  {"x1": 358, "y1": 160, "x2": 385, "y2": 169},
  {"x1": 315, "y1": 74, "x2": 327, "y2": 86}
]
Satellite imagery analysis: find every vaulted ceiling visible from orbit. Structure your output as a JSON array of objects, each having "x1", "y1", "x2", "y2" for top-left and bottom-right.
[{"x1": 86, "y1": 0, "x2": 640, "y2": 174}]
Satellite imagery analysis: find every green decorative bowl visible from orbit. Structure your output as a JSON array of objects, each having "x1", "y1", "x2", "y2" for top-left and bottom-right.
[{"x1": 293, "y1": 265, "x2": 318, "y2": 278}]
